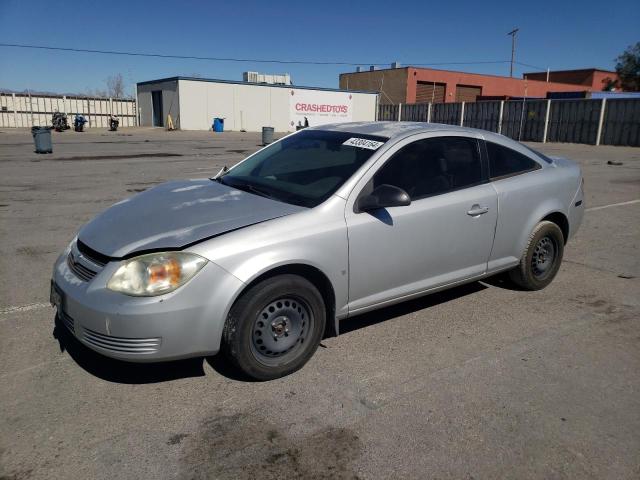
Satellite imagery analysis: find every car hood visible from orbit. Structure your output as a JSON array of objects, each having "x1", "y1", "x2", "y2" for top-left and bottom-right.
[{"x1": 78, "y1": 179, "x2": 305, "y2": 258}]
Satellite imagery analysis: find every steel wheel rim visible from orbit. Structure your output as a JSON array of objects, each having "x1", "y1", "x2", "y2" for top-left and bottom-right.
[
  {"x1": 531, "y1": 235, "x2": 556, "y2": 278},
  {"x1": 250, "y1": 296, "x2": 313, "y2": 366}
]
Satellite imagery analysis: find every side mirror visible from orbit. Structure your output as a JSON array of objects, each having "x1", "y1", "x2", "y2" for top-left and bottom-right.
[{"x1": 357, "y1": 184, "x2": 411, "y2": 212}]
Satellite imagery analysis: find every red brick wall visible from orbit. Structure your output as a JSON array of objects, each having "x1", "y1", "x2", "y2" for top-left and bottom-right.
[
  {"x1": 406, "y1": 68, "x2": 587, "y2": 103},
  {"x1": 526, "y1": 70, "x2": 592, "y2": 85},
  {"x1": 590, "y1": 71, "x2": 621, "y2": 91},
  {"x1": 524, "y1": 70, "x2": 620, "y2": 91},
  {"x1": 340, "y1": 67, "x2": 615, "y2": 104}
]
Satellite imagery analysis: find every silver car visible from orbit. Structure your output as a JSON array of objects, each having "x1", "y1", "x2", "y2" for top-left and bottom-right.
[{"x1": 51, "y1": 122, "x2": 584, "y2": 380}]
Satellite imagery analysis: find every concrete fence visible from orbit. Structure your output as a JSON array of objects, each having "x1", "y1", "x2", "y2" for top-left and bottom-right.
[
  {"x1": 378, "y1": 98, "x2": 640, "y2": 147},
  {"x1": 0, "y1": 92, "x2": 138, "y2": 128}
]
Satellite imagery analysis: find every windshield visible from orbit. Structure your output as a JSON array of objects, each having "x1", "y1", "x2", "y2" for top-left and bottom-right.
[{"x1": 217, "y1": 130, "x2": 388, "y2": 208}]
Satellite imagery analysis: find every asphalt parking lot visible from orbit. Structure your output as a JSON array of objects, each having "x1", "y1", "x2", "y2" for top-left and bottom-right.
[{"x1": 1, "y1": 127, "x2": 639, "y2": 479}]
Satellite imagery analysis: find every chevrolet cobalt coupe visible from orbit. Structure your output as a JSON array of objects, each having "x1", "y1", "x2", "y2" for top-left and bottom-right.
[{"x1": 51, "y1": 122, "x2": 584, "y2": 380}]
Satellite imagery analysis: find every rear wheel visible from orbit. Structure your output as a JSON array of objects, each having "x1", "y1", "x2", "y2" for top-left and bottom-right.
[
  {"x1": 509, "y1": 221, "x2": 564, "y2": 290},
  {"x1": 222, "y1": 274, "x2": 326, "y2": 380}
]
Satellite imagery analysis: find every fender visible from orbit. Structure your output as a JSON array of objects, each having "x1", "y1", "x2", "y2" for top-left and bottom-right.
[
  {"x1": 187, "y1": 196, "x2": 350, "y2": 339},
  {"x1": 515, "y1": 200, "x2": 568, "y2": 255},
  {"x1": 488, "y1": 168, "x2": 573, "y2": 273}
]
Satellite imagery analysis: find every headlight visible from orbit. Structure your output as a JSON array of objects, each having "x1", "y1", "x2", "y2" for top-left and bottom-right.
[{"x1": 107, "y1": 252, "x2": 207, "y2": 296}]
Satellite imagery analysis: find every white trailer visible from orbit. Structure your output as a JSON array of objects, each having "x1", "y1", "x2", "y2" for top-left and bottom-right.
[{"x1": 137, "y1": 77, "x2": 378, "y2": 132}]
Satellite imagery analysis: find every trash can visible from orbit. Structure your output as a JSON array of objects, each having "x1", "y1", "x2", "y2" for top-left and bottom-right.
[
  {"x1": 262, "y1": 126, "x2": 274, "y2": 145},
  {"x1": 213, "y1": 117, "x2": 224, "y2": 132},
  {"x1": 31, "y1": 126, "x2": 53, "y2": 154}
]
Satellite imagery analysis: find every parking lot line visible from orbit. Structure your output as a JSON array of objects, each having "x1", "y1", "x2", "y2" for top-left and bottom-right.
[
  {"x1": 586, "y1": 199, "x2": 640, "y2": 212},
  {"x1": 0, "y1": 358, "x2": 69, "y2": 380},
  {"x1": 0, "y1": 303, "x2": 50, "y2": 316}
]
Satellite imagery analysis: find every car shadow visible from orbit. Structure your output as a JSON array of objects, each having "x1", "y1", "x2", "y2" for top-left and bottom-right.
[
  {"x1": 367, "y1": 208, "x2": 393, "y2": 226},
  {"x1": 480, "y1": 271, "x2": 528, "y2": 291},
  {"x1": 206, "y1": 282, "x2": 489, "y2": 380},
  {"x1": 205, "y1": 355, "x2": 256, "y2": 382},
  {"x1": 52, "y1": 315, "x2": 206, "y2": 384},
  {"x1": 338, "y1": 281, "x2": 487, "y2": 335},
  {"x1": 53, "y1": 280, "x2": 504, "y2": 384}
]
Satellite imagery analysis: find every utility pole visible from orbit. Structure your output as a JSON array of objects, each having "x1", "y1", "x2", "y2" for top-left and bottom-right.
[{"x1": 507, "y1": 28, "x2": 519, "y2": 78}]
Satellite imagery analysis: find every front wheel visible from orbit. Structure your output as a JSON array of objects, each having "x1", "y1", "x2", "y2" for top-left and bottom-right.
[
  {"x1": 508, "y1": 221, "x2": 564, "y2": 291},
  {"x1": 222, "y1": 274, "x2": 326, "y2": 380}
]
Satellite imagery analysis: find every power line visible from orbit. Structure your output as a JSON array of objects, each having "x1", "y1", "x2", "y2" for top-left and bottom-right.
[
  {"x1": 0, "y1": 42, "x2": 512, "y2": 68},
  {"x1": 515, "y1": 61, "x2": 547, "y2": 71},
  {"x1": 0, "y1": 42, "x2": 371, "y2": 65}
]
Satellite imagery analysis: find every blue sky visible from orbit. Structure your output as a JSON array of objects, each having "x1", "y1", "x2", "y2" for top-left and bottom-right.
[{"x1": 0, "y1": 0, "x2": 638, "y2": 95}]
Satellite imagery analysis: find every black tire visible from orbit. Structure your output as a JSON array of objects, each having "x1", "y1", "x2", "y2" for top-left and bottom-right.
[
  {"x1": 222, "y1": 274, "x2": 326, "y2": 381},
  {"x1": 509, "y1": 220, "x2": 564, "y2": 291}
]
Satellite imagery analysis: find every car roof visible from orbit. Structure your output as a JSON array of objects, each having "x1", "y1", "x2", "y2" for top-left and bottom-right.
[
  {"x1": 307, "y1": 121, "x2": 551, "y2": 166},
  {"x1": 314, "y1": 120, "x2": 528, "y2": 143},
  {"x1": 309, "y1": 121, "x2": 535, "y2": 153},
  {"x1": 309, "y1": 121, "x2": 484, "y2": 139}
]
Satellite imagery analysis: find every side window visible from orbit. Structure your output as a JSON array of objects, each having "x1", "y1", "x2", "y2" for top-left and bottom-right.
[
  {"x1": 372, "y1": 136, "x2": 482, "y2": 200},
  {"x1": 486, "y1": 142, "x2": 541, "y2": 179}
]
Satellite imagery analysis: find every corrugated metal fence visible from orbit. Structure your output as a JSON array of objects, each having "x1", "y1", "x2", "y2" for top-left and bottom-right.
[
  {"x1": 0, "y1": 92, "x2": 137, "y2": 128},
  {"x1": 378, "y1": 98, "x2": 640, "y2": 146}
]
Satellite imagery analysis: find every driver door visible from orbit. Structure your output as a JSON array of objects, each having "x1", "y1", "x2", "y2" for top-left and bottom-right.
[{"x1": 345, "y1": 134, "x2": 498, "y2": 314}]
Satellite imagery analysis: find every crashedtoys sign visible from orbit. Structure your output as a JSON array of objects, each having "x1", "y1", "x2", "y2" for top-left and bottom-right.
[{"x1": 289, "y1": 88, "x2": 352, "y2": 130}]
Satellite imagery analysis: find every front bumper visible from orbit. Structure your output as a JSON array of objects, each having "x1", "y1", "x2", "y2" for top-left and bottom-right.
[{"x1": 51, "y1": 246, "x2": 244, "y2": 362}]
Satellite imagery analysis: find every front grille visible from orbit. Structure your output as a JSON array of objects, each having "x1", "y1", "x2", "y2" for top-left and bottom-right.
[
  {"x1": 82, "y1": 328, "x2": 161, "y2": 354},
  {"x1": 67, "y1": 251, "x2": 97, "y2": 281},
  {"x1": 59, "y1": 310, "x2": 75, "y2": 334}
]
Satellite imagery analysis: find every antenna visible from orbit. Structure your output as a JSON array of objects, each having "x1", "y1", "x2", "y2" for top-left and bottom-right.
[{"x1": 507, "y1": 28, "x2": 519, "y2": 78}]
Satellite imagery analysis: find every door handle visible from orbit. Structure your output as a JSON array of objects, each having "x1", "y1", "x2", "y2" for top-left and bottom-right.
[{"x1": 467, "y1": 204, "x2": 489, "y2": 216}]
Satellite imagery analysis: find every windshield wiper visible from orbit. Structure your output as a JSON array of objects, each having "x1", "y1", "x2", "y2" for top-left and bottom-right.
[
  {"x1": 219, "y1": 178, "x2": 276, "y2": 200},
  {"x1": 239, "y1": 183, "x2": 277, "y2": 200}
]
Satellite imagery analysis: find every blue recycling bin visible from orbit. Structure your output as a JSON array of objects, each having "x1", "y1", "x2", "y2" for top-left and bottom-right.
[
  {"x1": 212, "y1": 117, "x2": 224, "y2": 132},
  {"x1": 74, "y1": 115, "x2": 87, "y2": 132}
]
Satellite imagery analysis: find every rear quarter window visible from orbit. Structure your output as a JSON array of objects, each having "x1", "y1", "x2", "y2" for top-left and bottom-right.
[
  {"x1": 486, "y1": 141, "x2": 541, "y2": 180},
  {"x1": 522, "y1": 144, "x2": 554, "y2": 164}
]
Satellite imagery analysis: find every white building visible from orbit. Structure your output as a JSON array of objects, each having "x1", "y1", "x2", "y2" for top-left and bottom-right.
[{"x1": 136, "y1": 76, "x2": 378, "y2": 132}]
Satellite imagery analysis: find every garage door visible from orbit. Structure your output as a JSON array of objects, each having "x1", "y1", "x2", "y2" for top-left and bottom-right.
[
  {"x1": 455, "y1": 85, "x2": 482, "y2": 103},
  {"x1": 416, "y1": 82, "x2": 446, "y2": 103}
]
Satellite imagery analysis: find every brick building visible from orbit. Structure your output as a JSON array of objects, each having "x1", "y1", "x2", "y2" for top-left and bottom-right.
[
  {"x1": 523, "y1": 68, "x2": 620, "y2": 91},
  {"x1": 339, "y1": 66, "x2": 615, "y2": 104}
]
